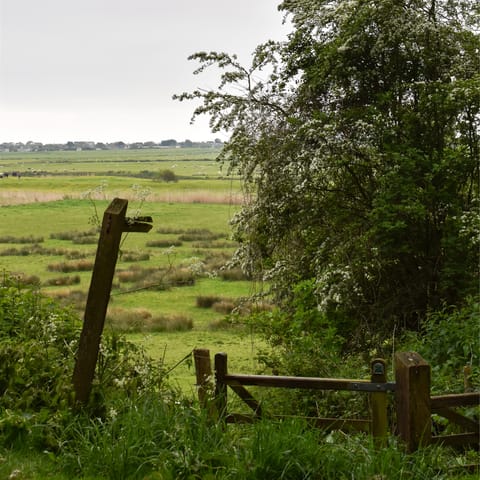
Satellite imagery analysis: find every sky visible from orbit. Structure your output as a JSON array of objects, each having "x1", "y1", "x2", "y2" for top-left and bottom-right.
[{"x1": 0, "y1": 0, "x2": 290, "y2": 144}]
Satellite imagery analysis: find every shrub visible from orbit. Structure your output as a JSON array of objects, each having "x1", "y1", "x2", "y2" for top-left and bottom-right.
[
  {"x1": 212, "y1": 299, "x2": 237, "y2": 314},
  {"x1": 156, "y1": 169, "x2": 178, "y2": 182},
  {"x1": 178, "y1": 229, "x2": 225, "y2": 242},
  {"x1": 8, "y1": 273, "x2": 41, "y2": 286},
  {"x1": 196, "y1": 295, "x2": 222, "y2": 308},
  {"x1": 165, "y1": 268, "x2": 195, "y2": 287},
  {"x1": 44, "y1": 275, "x2": 81, "y2": 286},
  {"x1": 120, "y1": 251, "x2": 150, "y2": 262},
  {"x1": 47, "y1": 289, "x2": 88, "y2": 310},
  {"x1": 156, "y1": 227, "x2": 186, "y2": 234},
  {"x1": 0, "y1": 235, "x2": 44, "y2": 244},
  {"x1": 0, "y1": 274, "x2": 163, "y2": 449},
  {"x1": 0, "y1": 275, "x2": 80, "y2": 417},
  {"x1": 218, "y1": 266, "x2": 250, "y2": 281},
  {"x1": 403, "y1": 297, "x2": 480, "y2": 393},
  {"x1": 146, "y1": 239, "x2": 183, "y2": 248},
  {"x1": 71, "y1": 236, "x2": 97, "y2": 245},
  {"x1": 65, "y1": 250, "x2": 89, "y2": 260},
  {"x1": 50, "y1": 229, "x2": 98, "y2": 242},
  {"x1": 47, "y1": 259, "x2": 94, "y2": 273},
  {"x1": 106, "y1": 308, "x2": 193, "y2": 333}
]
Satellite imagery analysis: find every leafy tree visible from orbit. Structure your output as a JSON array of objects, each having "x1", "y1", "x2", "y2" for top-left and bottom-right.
[{"x1": 175, "y1": 0, "x2": 479, "y2": 348}]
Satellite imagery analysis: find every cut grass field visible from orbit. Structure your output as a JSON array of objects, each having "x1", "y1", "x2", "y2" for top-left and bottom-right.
[{"x1": 0, "y1": 151, "x2": 265, "y2": 391}]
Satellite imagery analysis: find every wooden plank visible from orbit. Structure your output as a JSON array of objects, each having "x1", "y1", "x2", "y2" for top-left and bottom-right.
[
  {"x1": 224, "y1": 373, "x2": 373, "y2": 391},
  {"x1": 226, "y1": 413, "x2": 255, "y2": 424},
  {"x1": 395, "y1": 352, "x2": 431, "y2": 452},
  {"x1": 371, "y1": 358, "x2": 388, "y2": 445},
  {"x1": 431, "y1": 433, "x2": 480, "y2": 449},
  {"x1": 309, "y1": 417, "x2": 371, "y2": 432},
  {"x1": 433, "y1": 407, "x2": 480, "y2": 432},
  {"x1": 72, "y1": 198, "x2": 128, "y2": 406},
  {"x1": 225, "y1": 413, "x2": 370, "y2": 432},
  {"x1": 229, "y1": 383, "x2": 262, "y2": 417},
  {"x1": 193, "y1": 348, "x2": 212, "y2": 410},
  {"x1": 431, "y1": 392, "x2": 480, "y2": 409},
  {"x1": 215, "y1": 352, "x2": 228, "y2": 420}
]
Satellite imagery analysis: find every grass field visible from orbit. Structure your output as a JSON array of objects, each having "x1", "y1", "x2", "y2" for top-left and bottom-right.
[
  {"x1": 0, "y1": 148, "x2": 267, "y2": 392},
  {"x1": 0, "y1": 147, "x2": 230, "y2": 177}
]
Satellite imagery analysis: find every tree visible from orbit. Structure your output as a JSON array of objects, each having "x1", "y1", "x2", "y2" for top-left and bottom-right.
[
  {"x1": 160, "y1": 139, "x2": 177, "y2": 147},
  {"x1": 175, "y1": 0, "x2": 479, "y2": 348}
]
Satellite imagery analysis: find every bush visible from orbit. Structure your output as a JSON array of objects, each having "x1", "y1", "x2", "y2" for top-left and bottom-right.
[
  {"x1": 50, "y1": 229, "x2": 98, "y2": 242},
  {"x1": 0, "y1": 276, "x2": 80, "y2": 416},
  {"x1": 178, "y1": 229, "x2": 224, "y2": 242},
  {"x1": 156, "y1": 169, "x2": 178, "y2": 182},
  {"x1": 146, "y1": 239, "x2": 183, "y2": 248},
  {"x1": 196, "y1": 295, "x2": 222, "y2": 308},
  {"x1": 119, "y1": 251, "x2": 150, "y2": 262},
  {"x1": 0, "y1": 274, "x2": 163, "y2": 449},
  {"x1": 47, "y1": 259, "x2": 94, "y2": 273},
  {"x1": 403, "y1": 297, "x2": 480, "y2": 393},
  {"x1": 106, "y1": 308, "x2": 193, "y2": 333},
  {"x1": 44, "y1": 275, "x2": 81, "y2": 286},
  {"x1": 218, "y1": 266, "x2": 250, "y2": 281},
  {"x1": 0, "y1": 235, "x2": 44, "y2": 244}
]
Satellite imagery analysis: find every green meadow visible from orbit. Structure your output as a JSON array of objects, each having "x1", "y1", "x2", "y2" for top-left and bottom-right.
[{"x1": 0, "y1": 148, "x2": 265, "y2": 391}]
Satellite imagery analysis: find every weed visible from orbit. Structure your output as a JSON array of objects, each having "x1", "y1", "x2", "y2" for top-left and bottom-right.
[
  {"x1": 50, "y1": 229, "x2": 98, "y2": 242},
  {"x1": 106, "y1": 308, "x2": 193, "y2": 333},
  {"x1": 218, "y1": 266, "x2": 250, "y2": 281},
  {"x1": 196, "y1": 295, "x2": 222, "y2": 308},
  {"x1": 146, "y1": 239, "x2": 183, "y2": 248},
  {"x1": 119, "y1": 251, "x2": 150, "y2": 262},
  {"x1": 44, "y1": 275, "x2": 81, "y2": 286},
  {"x1": 178, "y1": 230, "x2": 225, "y2": 242},
  {"x1": 0, "y1": 235, "x2": 44, "y2": 244},
  {"x1": 212, "y1": 299, "x2": 237, "y2": 314},
  {"x1": 47, "y1": 260, "x2": 94, "y2": 273}
]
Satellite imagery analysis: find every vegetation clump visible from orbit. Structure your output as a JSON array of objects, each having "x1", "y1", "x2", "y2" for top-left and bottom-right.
[{"x1": 177, "y1": 0, "x2": 479, "y2": 365}]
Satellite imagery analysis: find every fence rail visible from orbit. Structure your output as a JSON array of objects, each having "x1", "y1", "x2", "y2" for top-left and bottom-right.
[{"x1": 194, "y1": 349, "x2": 479, "y2": 453}]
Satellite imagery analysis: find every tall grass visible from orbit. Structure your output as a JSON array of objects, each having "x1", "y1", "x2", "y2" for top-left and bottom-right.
[
  {"x1": 55, "y1": 396, "x2": 472, "y2": 480},
  {"x1": 106, "y1": 307, "x2": 193, "y2": 333}
]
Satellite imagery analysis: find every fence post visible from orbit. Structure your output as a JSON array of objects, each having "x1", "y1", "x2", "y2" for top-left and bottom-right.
[
  {"x1": 72, "y1": 198, "x2": 152, "y2": 407},
  {"x1": 215, "y1": 352, "x2": 228, "y2": 422},
  {"x1": 371, "y1": 358, "x2": 388, "y2": 446},
  {"x1": 395, "y1": 351, "x2": 431, "y2": 452},
  {"x1": 194, "y1": 348, "x2": 212, "y2": 410}
]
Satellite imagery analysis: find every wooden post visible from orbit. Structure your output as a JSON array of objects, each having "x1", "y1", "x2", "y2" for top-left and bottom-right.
[
  {"x1": 72, "y1": 198, "x2": 152, "y2": 406},
  {"x1": 371, "y1": 358, "x2": 388, "y2": 446},
  {"x1": 194, "y1": 348, "x2": 212, "y2": 409},
  {"x1": 215, "y1": 352, "x2": 228, "y2": 421},
  {"x1": 395, "y1": 352, "x2": 431, "y2": 452}
]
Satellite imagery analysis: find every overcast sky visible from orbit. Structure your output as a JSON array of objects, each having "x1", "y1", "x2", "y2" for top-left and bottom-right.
[{"x1": 0, "y1": 0, "x2": 290, "y2": 144}]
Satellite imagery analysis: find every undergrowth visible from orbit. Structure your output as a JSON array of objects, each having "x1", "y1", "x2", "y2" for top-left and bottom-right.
[{"x1": 0, "y1": 273, "x2": 477, "y2": 479}]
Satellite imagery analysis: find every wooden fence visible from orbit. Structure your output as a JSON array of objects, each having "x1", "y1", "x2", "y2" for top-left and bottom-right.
[{"x1": 194, "y1": 349, "x2": 479, "y2": 452}]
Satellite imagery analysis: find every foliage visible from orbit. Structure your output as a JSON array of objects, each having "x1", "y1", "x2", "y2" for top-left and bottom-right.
[
  {"x1": 176, "y1": 0, "x2": 480, "y2": 349},
  {"x1": 155, "y1": 169, "x2": 178, "y2": 182},
  {"x1": 253, "y1": 279, "x2": 343, "y2": 378},
  {"x1": 402, "y1": 297, "x2": 480, "y2": 393},
  {"x1": 0, "y1": 274, "x2": 163, "y2": 449},
  {"x1": 6, "y1": 399, "x2": 473, "y2": 480}
]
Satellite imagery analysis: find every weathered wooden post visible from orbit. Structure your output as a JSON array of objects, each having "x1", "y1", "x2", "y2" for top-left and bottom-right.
[
  {"x1": 395, "y1": 352, "x2": 431, "y2": 452},
  {"x1": 215, "y1": 352, "x2": 228, "y2": 421},
  {"x1": 194, "y1": 348, "x2": 213, "y2": 410},
  {"x1": 370, "y1": 358, "x2": 388, "y2": 446},
  {"x1": 72, "y1": 198, "x2": 152, "y2": 406}
]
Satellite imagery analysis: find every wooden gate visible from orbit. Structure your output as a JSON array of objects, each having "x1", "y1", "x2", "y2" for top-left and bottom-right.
[{"x1": 194, "y1": 349, "x2": 480, "y2": 452}]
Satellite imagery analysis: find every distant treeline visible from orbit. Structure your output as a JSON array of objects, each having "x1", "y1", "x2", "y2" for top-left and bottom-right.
[{"x1": 0, "y1": 139, "x2": 224, "y2": 153}]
